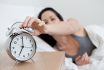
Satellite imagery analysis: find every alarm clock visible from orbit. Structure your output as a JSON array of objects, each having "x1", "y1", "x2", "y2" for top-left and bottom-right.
[{"x1": 6, "y1": 22, "x2": 37, "y2": 62}]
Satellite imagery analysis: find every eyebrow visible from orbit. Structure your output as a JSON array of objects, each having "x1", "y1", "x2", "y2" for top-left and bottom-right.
[
  {"x1": 43, "y1": 16, "x2": 53, "y2": 20},
  {"x1": 50, "y1": 15, "x2": 54, "y2": 18}
]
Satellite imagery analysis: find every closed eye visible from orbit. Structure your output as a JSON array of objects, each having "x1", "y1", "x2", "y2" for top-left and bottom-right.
[{"x1": 51, "y1": 18, "x2": 55, "y2": 21}]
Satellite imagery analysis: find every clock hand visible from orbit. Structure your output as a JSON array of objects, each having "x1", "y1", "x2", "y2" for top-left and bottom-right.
[
  {"x1": 19, "y1": 47, "x2": 23, "y2": 56},
  {"x1": 22, "y1": 36, "x2": 24, "y2": 47},
  {"x1": 19, "y1": 36, "x2": 24, "y2": 56}
]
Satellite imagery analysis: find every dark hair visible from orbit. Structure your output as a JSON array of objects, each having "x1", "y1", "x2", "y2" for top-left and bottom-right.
[
  {"x1": 38, "y1": 7, "x2": 63, "y2": 21},
  {"x1": 38, "y1": 7, "x2": 64, "y2": 47}
]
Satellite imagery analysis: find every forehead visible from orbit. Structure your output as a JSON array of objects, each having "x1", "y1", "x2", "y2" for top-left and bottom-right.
[{"x1": 41, "y1": 11, "x2": 56, "y2": 19}]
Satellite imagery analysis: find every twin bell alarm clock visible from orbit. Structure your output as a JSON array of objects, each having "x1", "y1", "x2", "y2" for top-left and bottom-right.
[{"x1": 6, "y1": 22, "x2": 37, "y2": 62}]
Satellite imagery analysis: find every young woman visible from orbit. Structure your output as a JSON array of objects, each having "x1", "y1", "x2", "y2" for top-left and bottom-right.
[{"x1": 20, "y1": 7, "x2": 96, "y2": 65}]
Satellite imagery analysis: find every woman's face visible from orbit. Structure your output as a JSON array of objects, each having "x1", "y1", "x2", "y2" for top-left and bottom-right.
[{"x1": 41, "y1": 11, "x2": 61, "y2": 24}]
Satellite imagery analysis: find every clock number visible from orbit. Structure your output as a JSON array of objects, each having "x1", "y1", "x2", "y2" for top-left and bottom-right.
[
  {"x1": 14, "y1": 51, "x2": 16, "y2": 54},
  {"x1": 32, "y1": 44, "x2": 34, "y2": 47},
  {"x1": 28, "y1": 53, "x2": 30, "y2": 56},
  {"x1": 30, "y1": 40, "x2": 32, "y2": 43},
  {"x1": 30, "y1": 49, "x2": 32, "y2": 52},
  {"x1": 14, "y1": 41, "x2": 17, "y2": 44},
  {"x1": 12, "y1": 47, "x2": 15, "y2": 49},
  {"x1": 23, "y1": 55, "x2": 25, "y2": 57},
  {"x1": 16, "y1": 38, "x2": 19, "y2": 41}
]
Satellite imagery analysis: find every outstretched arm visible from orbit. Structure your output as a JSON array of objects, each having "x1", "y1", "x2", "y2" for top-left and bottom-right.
[
  {"x1": 44, "y1": 18, "x2": 82, "y2": 35},
  {"x1": 20, "y1": 17, "x2": 82, "y2": 35}
]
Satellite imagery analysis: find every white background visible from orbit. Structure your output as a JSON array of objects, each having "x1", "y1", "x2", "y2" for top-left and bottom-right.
[{"x1": 0, "y1": 0, "x2": 104, "y2": 49}]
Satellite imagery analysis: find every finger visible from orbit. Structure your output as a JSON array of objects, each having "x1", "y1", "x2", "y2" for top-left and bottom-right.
[
  {"x1": 19, "y1": 22, "x2": 24, "y2": 28},
  {"x1": 28, "y1": 18, "x2": 41, "y2": 28},
  {"x1": 81, "y1": 53, "x2": 88, "y2": 63},
  {"x1": 30, "y1": 30, "x2": 41, "y2": 36},
  {"x1": 76, "y1": 56, "x2": 81, "y2": 61},
  {"x1": 76, "y1": 53, "x2": 90, "y2": 65},
  {"x1": 28, "y1": 18, "x2": 41, "y2": 29},
  {"x1": 75, "y1": 59, "x2": 82, "y2": 65},
  {"x1": 38, "y1": 21, "x2": 45, "y2": 26},
  {"x1": 27, "y1": 18, "x2": 36, "y2": 28},
  {"x1": 79, "y1": 58, "x2": 84, "y2": 64},
  {"x1": 83, "y1": 53, "x2": 88, "y2": 61},
  {"x1": 22, "y1": 16, "x2": 31, "y2": 28},
  {"x1": 82, "y1": 53, "x2": 90, "y2": 64},
  {"x1": 84, "y1": 53, "x2": 90, "y2": 63},
  {"x1": 29, "y1": 18, "x2": 45, "y2": 33},
  {"x1": 76, "y1": 58, "x2": 85, "y2": 65}
]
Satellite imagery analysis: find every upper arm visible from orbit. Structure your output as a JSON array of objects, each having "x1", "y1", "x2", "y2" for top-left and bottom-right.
[{"x1": 66, "y1": 18, "x2": 82, "y2": 34}]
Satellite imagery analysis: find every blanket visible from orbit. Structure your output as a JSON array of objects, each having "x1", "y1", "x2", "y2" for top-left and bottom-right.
[
  {"x1": 34, "y1": 24, "x2": 104, "y2": 70},
  {"x1": 78, "y1": 25, "x2": 104, "y2": 70}
]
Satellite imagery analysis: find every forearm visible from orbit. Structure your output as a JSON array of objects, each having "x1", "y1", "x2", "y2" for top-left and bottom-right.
[{"x1": 44, "y1": 21, "x2": 82, "y2": 35}]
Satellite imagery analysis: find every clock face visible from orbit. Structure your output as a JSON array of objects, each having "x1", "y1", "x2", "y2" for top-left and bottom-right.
[{"x1": 10, "y1": 32, "x2": 36, "y2": 61}]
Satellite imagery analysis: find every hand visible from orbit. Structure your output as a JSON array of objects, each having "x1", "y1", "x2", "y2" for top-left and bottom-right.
[
  {"x1": 75, "y1": 52, "x2": 91, "y2": 65},
  {"x1": 20, "y1": 16, "x2": 45, "y2": 35}
]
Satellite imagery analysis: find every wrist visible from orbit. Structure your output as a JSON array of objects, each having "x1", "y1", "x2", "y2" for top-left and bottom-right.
[{"x1": 38, "y1": 21, "x2": 47, "y2": 34}]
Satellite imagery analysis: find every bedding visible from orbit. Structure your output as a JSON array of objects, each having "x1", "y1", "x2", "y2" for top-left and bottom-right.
[
  {"x1": 34, "y1": 25, "x2": 104, "y2": 70},
  {"x1": 78, "y1": 25, "x2": 104, "y2": 70}
]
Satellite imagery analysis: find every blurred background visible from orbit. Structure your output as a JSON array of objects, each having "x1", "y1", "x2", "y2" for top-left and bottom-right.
[{"x1": 0, "y1": 0, "x2": 104, "y2": 49}]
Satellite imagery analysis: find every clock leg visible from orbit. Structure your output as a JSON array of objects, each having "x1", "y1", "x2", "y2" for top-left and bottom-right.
[
  {"x1": 30, "y1": 58, "x2": 35, "y2": 63},
  {"x1": 15, "y1": 60, "x2": 19, "y2": 64}
]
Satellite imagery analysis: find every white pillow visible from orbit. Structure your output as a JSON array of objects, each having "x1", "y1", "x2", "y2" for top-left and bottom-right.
[{"x1": 33, "y1": 36, "x2": 56, "y2": 52}]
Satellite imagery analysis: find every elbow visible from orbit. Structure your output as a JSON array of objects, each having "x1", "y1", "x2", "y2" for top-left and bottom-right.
[{"x1": 67, "y1": 18, "x2": 83, "y2": 34}]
